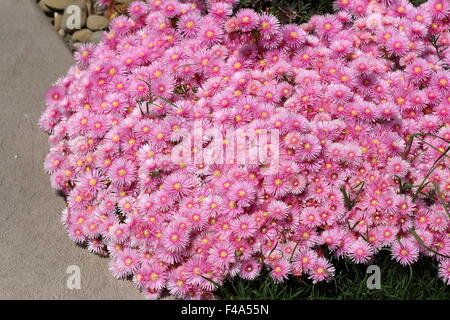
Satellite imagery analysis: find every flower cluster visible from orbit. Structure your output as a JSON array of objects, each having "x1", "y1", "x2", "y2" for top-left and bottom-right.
[{"x1": 40, "y1": 0, "x2": 450, "y2": 299}]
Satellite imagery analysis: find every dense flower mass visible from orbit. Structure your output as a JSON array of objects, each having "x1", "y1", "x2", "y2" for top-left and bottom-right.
[{"x1": 40, "y1": 0, "x2": 450, "y2": 298}]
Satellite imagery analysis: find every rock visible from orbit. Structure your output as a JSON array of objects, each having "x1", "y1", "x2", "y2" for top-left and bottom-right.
[
  {"x1": 43, "y1": 0, "x2": 73, "y2": 11},
  {"x1": 86, "y1": 15, "x2": 109, "y2": 31},
  {"x1": 54, "y1": 12, "x2": 62, "y2": 30},
  {"x1": 72, "y1": 28, "x2": 93, "y2": 42},
  {"x1": 58, "y1": 29, "x2": 66, "y2": 37},
  {"x1": 61, "y1": 0, "x2": 87, "y2": 32},
  {"x1": 38, "y1": 0, "x2": 52, "y2": 14},
  {"x1": 89, "y1": 31, "x2": 104, "y2": 44},
  {"x1": 71, "y1": 42, "x2": 83, "y2": 51}
]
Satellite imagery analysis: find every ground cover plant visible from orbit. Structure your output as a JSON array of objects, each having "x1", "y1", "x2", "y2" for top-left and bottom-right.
[{"x1": 40, "y1": 0, "x2": 450, "y2": 299}]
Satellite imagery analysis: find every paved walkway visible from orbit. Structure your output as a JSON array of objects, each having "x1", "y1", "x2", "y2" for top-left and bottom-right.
[{"x1": 0, "y1": 0, "x2": 143, "y2": 299}]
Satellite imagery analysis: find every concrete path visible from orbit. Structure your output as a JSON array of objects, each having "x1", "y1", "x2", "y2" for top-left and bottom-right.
[{"x1": 0, "y1": 0, "x2": 144, "y2": 299}]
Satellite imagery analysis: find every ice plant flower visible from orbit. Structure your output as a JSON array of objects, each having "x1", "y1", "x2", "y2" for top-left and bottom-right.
[{"x1": 40, "y1": 0, "x2": 450, "y2": 299}]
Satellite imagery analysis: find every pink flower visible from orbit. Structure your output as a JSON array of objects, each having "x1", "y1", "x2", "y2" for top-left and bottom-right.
[
  {"x1": 391, "y1": 239, "x2": 420, "y2": 266},
  {"x1": 438, "y1": 259, "x2": 450, "y2": 285},
  {"x1": 110, "y1": 248, "x2": 140, "y2": 278},
  {"x1": 231, "y1": 215, "x2": 257, "y2": 238},
  {"x1": 386, "y1": 156, "x2": 410, "y2": 178},
  {"x1": 347, "y1": 239, "x2": 374, "y2": 264},
  {"x1": 228, "y1": 181, "x2": 256, "y2": 208},
  {"x1": 235, "y1": 9, "x2": 259, "y2": 32},
  {"x1": 258, "y1": 13, "x2": 280, "y2": 38},
  {"x1": 282, "y1": 24, "x2": 306, "y2": 48},
  {"x1": 207, "y1": 241, "x2": 235, "y2": 269},
  {"x1": 309, "y1": 257, "x2": 335, "y2": 283},
  {"x1": 296, "y1": 134, "x2": 322, "y2": 161},
  {"x1": 41, "y1": 0, "x2": 450, "y2": 298},
  {"x1": 162, "y1": 225, "x2": 190, "y2": 253},
  {"x1": 270, "y1": 259, "x2": 291, "y2": 283},
  {"x1": 315, "y1": 14, "x2": 342, "y2": 39},
  {"x1": 108, "y1": 158, "x2": 137, "y2": 187},
  {"x1": 240, "y1": 259, "x2": 261, "y2": 280}
]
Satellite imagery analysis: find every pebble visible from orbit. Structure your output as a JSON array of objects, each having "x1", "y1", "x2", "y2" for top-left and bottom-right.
[
  {"x1": 89, "y1": 31, "x2": 104, "y2": 44},
  {"x1": 54, "y1": 12, "x2": 62, "y2": 30},
  {"x1": 37, "y1": 0, "x2": 113, "y2": 51},
  {"x1": 38, "y1": 0, "x2": 52, "y2": 14},
  {"x1": 86, "y1": 15, "x2": 109, "y2": 31},
  {"x1": 71, "y1": 42, "x2": 82, "y2": 51},
  {"x1": 72, "y1": 28, "x2": 93, "y2": 42},
  {"x1": 43, "y1": 0, "x2": 73, "y2": 11}
]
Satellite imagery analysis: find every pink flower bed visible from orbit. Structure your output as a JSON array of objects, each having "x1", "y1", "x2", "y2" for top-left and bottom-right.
[{"x1": 40, "y1": 0, "x2": 450, "y2": 299}]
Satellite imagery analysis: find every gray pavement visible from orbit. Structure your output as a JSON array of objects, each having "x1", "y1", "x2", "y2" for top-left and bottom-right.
[{"x1": 0, "y1": 0, "x2": 144, "y2": 299}]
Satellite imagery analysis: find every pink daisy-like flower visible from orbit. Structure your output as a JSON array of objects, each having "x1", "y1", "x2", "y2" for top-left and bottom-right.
[
  {"x1": 231, "y1": 214, "x2": 257, "y2": 238},
  {"x1": 162, "y1": 225, "x2": 190, "y2": 253},
  {"x1": 266, "y1": 200, "x2": 290, "y2": 220},
  {"x1": 429, "y1": 211, "x2": 448, "y2": 232},
  {"x1": 432, "y1": 71, "x2": 450, "y2": 92},
  {"x1": 258, "y1": 13, "x2": 280, "y2": 38},
  {"x1": 292, "y1": 249, "x2": 317, "y2": 275},
  {"x1": 74, "y1": 43, "x2": 95, "y2": 68},
  {"x1": 111, "y1": 248, "x2": 141, "y2": 278},
  {"x1": 199, "y1": 22, "x2": 224, "y2": 47},
  {"x1": 315, "y1": 14, "x2": 342, "y2": 39},
  {"x1": 386, "y1": 156, "x2": 410, "y2": 178},
  {"x1": 240, "y1": 259, "x2": 261, "y2": 280},
  {"x1": 164, "y1": 172, "x2": 198, "y2": 200},
  {"x1": 327, "y1": 83, "x2": 352, "y2": 103},
  {"x1": 427, "y1": 0, "x2": 450, "y2": 20},
  {"x1": 68, "y1": 224, "x2": 86, "y2": 243},
  {"x1": 78, "y1": 170, "x2": 106, "y2": 193},
  {"x1": 207, "y1": 241, "x2": 235, "y2": 269},
  {"x1": 296, "y1": 134, "x2": 322, "y2": 161},
  {"x1": 108, "y1": 158, "x2": 137, "y2": 187},
  {"x1": 228, "y1": 181, "x2": 256, "y2": 208},
  {"x1": 386, "y1": 35, "x2": 410, "y2": 57},
  {"x1": 269, "y1": 259, "x2": 291, "y2": 283},
  {"x1": 144, "y1": 263, "x2": 168, "y2": 291},
  {"x1": 309, "y1": 257, "x2": 335, "y2": 283},
  {"x1": 391, "y1": 239, "x2": 420, "y2": 266},
  {"x1": 128, "y1": 1, "x2": 148, "y2": 19},
  {"x1": 438, "y1": 259, "x2": 450, "y2": 285},
  {"x1": 347, "y1": 239, "x2": 374, "y2": 264},
  {"x1": 87, "y1": 238, "x2": 105, "y2": 255},
  {"x1": 167, "y1": 268, "x2": 191, "y2": 297},
  {"x1": 235, "y1": 9, "x2": 259, "y2": 32},
  {"x1": 177, "y1": 13, "x2": 201, "y2": 38},
  {"x1": 210, "y1": 2, "x2": 233, "y2": 20},
  {"x1": 45, "y1": 85, "x2": 65, "y2": 107},
  {"x1": 300, "y1": 207, "x2": 321, "y2": 227},
  {"x1": 87, "y1": 115, "x2": 111, "y2": 139},
  {"x1": 405, "y1": 58, "x2": 431, "y2": 83},
  {"x1": 282, "y1": 24, "x2": 306, "y2": 48}
]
